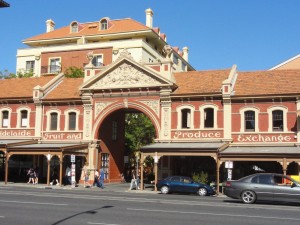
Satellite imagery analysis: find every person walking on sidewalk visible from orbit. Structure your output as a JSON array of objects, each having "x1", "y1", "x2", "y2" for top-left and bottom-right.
[
  {"x1": 93, "y1": 169, "x2": 101, "y2": 188},
  {"x1": 128, "y1": 170, "x2": 138, "y2": 190},
  {"x1": 83, "y1": 163, "x2": 91, "y2": 188},
  {"x1": 99, "y1": 169, "x2": 105, "y2": 189}
]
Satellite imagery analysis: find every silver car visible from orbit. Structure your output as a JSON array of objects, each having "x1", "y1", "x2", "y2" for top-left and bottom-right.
[{"x1": 224, "y1": 173, "x2": 300, "y2": 204}]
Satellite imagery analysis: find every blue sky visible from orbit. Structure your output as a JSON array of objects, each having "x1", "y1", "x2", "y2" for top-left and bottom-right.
[{"x1": 1, "y1": 0, "x2": 299, "y2": 73}]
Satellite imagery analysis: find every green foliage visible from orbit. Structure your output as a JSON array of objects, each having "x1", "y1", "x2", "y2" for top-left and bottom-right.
[
  {"x1": 0, "y1": 69, "x2": 16, "y2": 79},
  {"x1": 192, "y1": 171, "x2": 208, "y2": 184},
  {"x1": 64, "y1": 66, "x2": 84, "y2": 78},
  {"x1": 16, "y1": 69, "x2": 34, "y2": 78},
  {"x1": 125, "y1": 113, "x2": 156, "y2": 164}
]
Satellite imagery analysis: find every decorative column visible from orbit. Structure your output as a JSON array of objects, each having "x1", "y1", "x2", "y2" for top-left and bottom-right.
[
  {"x1": 154, "y1": 152, "x2": 160, "y2": 191},
  {"x1": 5, "y1": 152, "x2": 9, "y2": 185},
  {"x1": 59, "y1": 155, "x2": 63, "y2": 186},
  {"x1": 216, "y1": 157, "x2": 220, "y2": 195},
  {"x1": 46, "y1": 154, "x2": 51, "y2": 186},
  {"x1": 82, "y1": 95, "x2": 93, "y2": 141},
  {"x1": 160, "y1": 88, "x2": 172, "y2": 140},
  {"x1": 140, "y1": 153, "x2": 145, "y2": 191}
]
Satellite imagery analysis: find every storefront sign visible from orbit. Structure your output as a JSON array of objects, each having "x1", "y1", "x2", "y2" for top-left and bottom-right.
[
  {"x1": 172, "y1": 130, "x2": 222, "y2": 139},
  {"x1": 43, "y1": 132, "x2": 83, "y2": 140},
  {"x1": 0, "y1": 129, "x2": 34, "y2": 137},
  {"x1": 236, "y1": 134, "x2": 292, "y2": 142}
]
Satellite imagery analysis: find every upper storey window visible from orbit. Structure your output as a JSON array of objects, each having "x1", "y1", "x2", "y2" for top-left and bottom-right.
[
  {"x1": 181, "y1": 109, "x2": 191, "y2": 129},
  {"x1": 71, "y1": 22, "x2": 78, "y2": 33},
  {"x1": 92, "y1": 55, "x2": 103, "y2": 67},
  {"x1": 49, "y1": 58, "x2": 61, "y2": 73},
  {"x1": 68, "y1": 112, "x2": 76, "y2": 130},
  {"x1": 272, "y1": 110, "x2": 283, "y2": 131},
  {"x1": 2, "y1": 110, "x2": 9, "y2": 128},
  {"x1": 200, "y1": 105, "x2": 218, "y2": 129},
  {"x1": 50, "y1": 112, "x2": 58, "y2": 131},
  {"x1": 204, "y1": 108, "x2": 214, "y2": 128},
  {"x1": 21, "y1": 110, "x2": 28, "y2": 128},
  {"x1": 100, "y1": 18, "x2": 108, "y2": 30},
  {"x1": 245, "y1": 110, "x2": 255, "y2": 131},
  {"x1": 26, "y1": 61, "x2": 35, "y2": 72}
]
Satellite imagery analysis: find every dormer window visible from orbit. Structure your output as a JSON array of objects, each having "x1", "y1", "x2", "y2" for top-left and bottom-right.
[
  {"x1": 71, "y1": 22, "x2": 78, "y2": 33},
  {"x1": 100, "y1": 18, "x2": 109, "y2": 30}
]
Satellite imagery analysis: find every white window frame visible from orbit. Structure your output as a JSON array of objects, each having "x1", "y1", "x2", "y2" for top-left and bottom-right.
[
  {"x1": 70, "y1": 22, "x2": 78, "y2": 33},
  {"x1": 199, "y1": 104, "x2": 218, "y2": 129},
  {"x1": 46, "y1": 109, "x2": 61, "y2": 131},
  {"x1": 240, "y1": 107, "x2": 259, "y2": 132},
  {"x1": 25, "y1": 60, "x2": 35, "y2": 72},
  {"x1": 267, "y1": 106, "x2": 287, "y2": 132},
  {"x1": 0, "y1": 108, "x2": 11, "y2": 128},
  {"x1": 64, "y1": 109, "x2": 79, "y2": 131},
  {"x1": 48, "y1": 57, "x2": 61, "y2": 73},
  {"x1": 176, "y1": 105, "x2": 195, "y2": 129},
  {"x1": 16, "y1": 107, "x2": 31, "y2": 128},
  {"x1": 100, "y1": 19, "x2": 108, "y2": 30}
]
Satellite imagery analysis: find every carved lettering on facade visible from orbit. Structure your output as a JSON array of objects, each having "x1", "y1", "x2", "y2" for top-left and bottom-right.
[
  {"x1": 172, "y1": 130, "x2": 222, "y2": 139},
  {"x1": 0, "y1": 129, "x2": 34, "y2": 137},
  {"x1": 139, "y1": 100, "x2": 160, "y2": 116},
  {"x1": 237, "y1": 134, "x2": 292, "y2": 142},
  {"x1": 95, "y1": 102, "x2": 113, "y2": 118},
  {"x1": 43, "y1": 132, "x2": 83, "y2": 140},
  {"x1": 94, "y1": 63, "x2": 161, "y2": 88}
]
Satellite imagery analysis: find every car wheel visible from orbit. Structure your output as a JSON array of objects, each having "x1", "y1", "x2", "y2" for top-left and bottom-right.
[
  {"x1": 160, "y1": 185, "x2": 169, "y2": 194},
  {"x1": 241, "y1": 190, "x2": 256, "y2": 204},
  {"x1": 198, "y1": 187, "x2": 207, "y2": 196}
]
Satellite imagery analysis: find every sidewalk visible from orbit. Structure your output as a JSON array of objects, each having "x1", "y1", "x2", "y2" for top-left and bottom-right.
[{"x1": 0, "y1": 181, "x2": 158, "y2": 194}]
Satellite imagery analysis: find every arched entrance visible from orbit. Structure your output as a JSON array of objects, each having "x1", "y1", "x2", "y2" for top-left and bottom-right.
[{"x1": 96, "y1": 108, "x2": 158, "y2": 183}]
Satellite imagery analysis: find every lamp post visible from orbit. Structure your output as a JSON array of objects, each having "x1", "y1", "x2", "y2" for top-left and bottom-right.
[
  {"x1": 154, "y1": 154, "x2": 158, "y2": 191},
  {"x1": 47, "y1": 154, "x2": 51, "y2": 186}
]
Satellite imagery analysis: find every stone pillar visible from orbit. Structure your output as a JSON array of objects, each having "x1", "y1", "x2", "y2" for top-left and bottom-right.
[
  {"x1": 223, "y1": 99, "x2": 232, "y2": 140},
  {"x1": 82, "y1": 98, "x2": 93, "y2": 141},
  {"x1": 160, "y1": 88, "x2": 172, "y2": 140}
]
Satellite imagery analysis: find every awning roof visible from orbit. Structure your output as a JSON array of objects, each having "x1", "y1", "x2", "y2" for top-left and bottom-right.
[
  {"x1": 8, "y1": 143, "x2": 89, "y2": 151},
  {"x1": 220, "y1": 146, "x2": 300, "y2": 155},
  {"x1": 0, "y1": 139, "x2": 37, "y2": 148},
  {"x1": 141, "y1": 142, "x2": 226, "y2": 153}
]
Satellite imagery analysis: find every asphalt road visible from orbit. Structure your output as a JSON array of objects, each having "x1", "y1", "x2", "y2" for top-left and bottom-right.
[{"x1": 1, "y1": 185, "x2": 300, "y2": 225}]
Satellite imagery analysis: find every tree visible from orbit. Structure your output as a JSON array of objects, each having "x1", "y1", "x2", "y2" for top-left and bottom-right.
[
  {"x1": 125, "y1": 113, "x2": 156, "y2": 166},
  {"x1": 64, "y1": 66, "x2": 84, "y2": 78},
  {"x1": 0, "y1": 69, "x2": 16, "y2": 79}
]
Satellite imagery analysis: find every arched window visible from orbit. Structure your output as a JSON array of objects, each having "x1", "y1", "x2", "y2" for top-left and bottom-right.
[
  {"x1": 50, "y1": 112, "x2": 58, "y2": 130},
  {"x1": 204, "y1": 108, "x2": 214, "y2": 128},
  {"x1": 68, "y1": 112, "x2": 76, "y2": 130},
  {"x1": 181, "y1": 108, "x2": 191, "y2": 129},
  {"x1": 2, "y1": 110, "x2": 9, "y2": 128},
  {"x1": 20, "y1": 110, "x2": 28, "y2": 128},
  {"x1": 71, "y1": 22, "x2": 78, "y2": 33},
  {"x1": 100, "y1": 19, "x2": 108, "y2": 30},
  {"x1": 272, "y1": 110, "x2": 283, "y2": 131},
  {"x1": 244, "y1": 110, "x2": 255, "y2": 131}
]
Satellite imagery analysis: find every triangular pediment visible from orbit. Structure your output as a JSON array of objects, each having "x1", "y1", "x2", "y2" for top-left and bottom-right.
[{"x1": 81, "y1": 56, "x2": 175, "y2": 91}]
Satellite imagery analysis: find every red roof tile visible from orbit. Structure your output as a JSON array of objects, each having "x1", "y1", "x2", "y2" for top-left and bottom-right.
[
  {"x1": 24, "y1": 19, "x2": 150, "y2": 42},
  {"x1": 173, "y1": 70, "x2": 230, "y2": 95}
]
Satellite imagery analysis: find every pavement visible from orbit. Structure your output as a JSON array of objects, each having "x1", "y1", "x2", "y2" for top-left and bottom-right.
[{"x1": 0, "y1": 181, "x2": 159, "y2": 194}]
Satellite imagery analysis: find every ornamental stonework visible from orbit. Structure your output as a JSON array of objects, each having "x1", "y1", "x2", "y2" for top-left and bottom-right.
[
  {"x1": 95, "y1": 102, "x2": 114, "y2": 117},
  {"x1": 94, "y1": 62, "x2": 161, "y2": 88},
  {"x1": 139, "y1": 100, "x2": 160, "y2": 116}
]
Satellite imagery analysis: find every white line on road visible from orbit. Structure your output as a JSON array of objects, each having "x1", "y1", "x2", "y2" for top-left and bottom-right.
[
  {"x1": 0, "y1": 200, "x2": 68, "y2": 206},
  {"x1": 0, "y1": 216, "x2": 4, "y2": 218},
  {"x1": 127, "y1": 207, "x2": 300, "y2": 221},
  {"x1": 88, "y1": 222, "x2": 121, "y2": 225}
]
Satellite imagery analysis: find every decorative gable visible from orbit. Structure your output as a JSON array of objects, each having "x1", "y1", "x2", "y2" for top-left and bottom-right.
[{"x1": 81, "y1": 55, "x2": 175, "y2": 91}]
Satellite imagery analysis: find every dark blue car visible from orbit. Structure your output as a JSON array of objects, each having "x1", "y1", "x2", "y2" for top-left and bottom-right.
[{"x1": 156, "y1": 176, "x2": 215, "y2": 196}]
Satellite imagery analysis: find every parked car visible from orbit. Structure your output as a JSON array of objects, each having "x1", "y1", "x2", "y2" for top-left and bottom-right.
[
  {"x1": 156, "y1": 176, "x2": 215, "y2": 196},
  {"x1": 224, "y1": 173, "x2": 300, "y2": 204}
]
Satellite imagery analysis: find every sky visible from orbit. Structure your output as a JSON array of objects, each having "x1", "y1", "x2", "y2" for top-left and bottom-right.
[{"x1": 0, "y1": 0, "x2": 300, "y2": 73}]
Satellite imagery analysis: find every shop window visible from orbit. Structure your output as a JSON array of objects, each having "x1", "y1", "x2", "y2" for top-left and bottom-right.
[
  {"x1": 245, "y1": 110, "x2": 255, "y2": 131},
  {"x1": 181, "y1": 108, "x2": 191, "y2": 129},
  {"x1": 50, "y1": 112, "x2": 58, "y2": 130},
  {"x1": 2, "y1": 111, "x2": 9, "y2": 128},
  {"x1": 68, "y1": 112, "x2": 76, "y2": 130},
  {"x1": 20, "y1": 110, "x2": 28, "y2": 128},
  {"x1": 112, "y1": 121, "x2": 117, "y2": 141},
  {"x1": 101, "y1": 153, "x2": 109, "y2": 180},
  {"x1": 272, "y1": 110, "x2": 283, "y2": 131},
  {"x1": 204, "y1": 108, "x2": 214, "y2": 128}
]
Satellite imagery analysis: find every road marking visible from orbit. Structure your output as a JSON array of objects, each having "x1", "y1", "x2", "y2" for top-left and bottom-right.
[
  {"x1": 88, "y1": 223, "x2": 121, "y2": 225},
  {"x1": 0, "y1": 216, "x2": 4, "y2": 218},
  {"x1": 127, "y1": 208, "x2": 300, "y2": 221},
  {"x1": 0, "y1": 200, "x2": 68, "y2": 206}
]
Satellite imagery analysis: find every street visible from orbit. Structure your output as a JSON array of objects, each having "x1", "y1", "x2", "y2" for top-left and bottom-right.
[{"x1": 0, "y1": 184, "x2": 300, "y2": 225}]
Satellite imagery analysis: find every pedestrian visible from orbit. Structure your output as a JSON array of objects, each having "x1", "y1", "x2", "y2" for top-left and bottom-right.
[
  {"x1": 128, "y1": 170, "x2": 138, "y2": 190},
  {"x1": 50, "y1": 168, "x2": 59, "y2": 186},
  {"x1": 34, "y1": 167, "x2": 39, "y2": 185},
  {"x1": 83, "y1": 164, "x2": 91, "y2": 188},
  {"x1": 99, "y1": 169, "x2": 105, "y2": 189},
  {"x1": 93, "y1": 169, "x2": 101, "y2": 188},
  {"x1": 65, "y1": 165, "x2": 71, "y2": 185},
  {"x1": 27, "y1": 167, "x2": 35, "y2": 184}
]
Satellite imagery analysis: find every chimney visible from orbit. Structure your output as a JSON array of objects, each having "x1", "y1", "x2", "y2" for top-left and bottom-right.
[
  {"x1": 46, "y1": 19, "x2": 55, "y2": 33},
  {"x1": 145, "y1": 8, "x2": 153, "y2": 28},
  {"x1": 182, "y1": 47, "x2": 189, "y2": 62}
]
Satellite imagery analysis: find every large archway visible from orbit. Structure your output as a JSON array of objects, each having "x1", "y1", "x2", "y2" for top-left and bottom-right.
[{"x1": 96, "y1": 108, "x2": 157, "y2": 182}]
